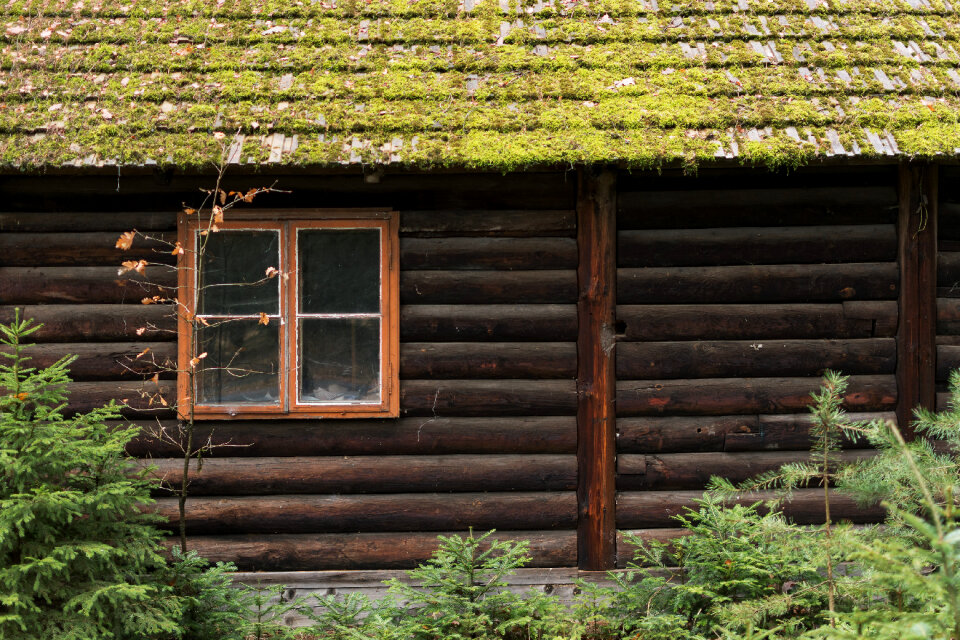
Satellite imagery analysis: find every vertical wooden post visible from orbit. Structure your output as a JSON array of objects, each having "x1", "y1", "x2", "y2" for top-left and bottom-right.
[
  {"x1": 896, "y1": 163, "x2": 938, "y2": 434},
  {"x1": 576, "y1": 168, "x2": 617, "y2": 570}
]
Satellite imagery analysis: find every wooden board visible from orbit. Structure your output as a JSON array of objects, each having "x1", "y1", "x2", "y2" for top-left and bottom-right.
[
  {"x1": 0, "y1": 266, "x2": 175, "y2": 304},
  {"x1": 400, "y1": 342, "x2": 575, "y2": 379},
  {"x1": 400, "y1": 271, "x2": 577, "y2": 304},
  {"x1": 400, "y1": 237, "x2": 576, "y2": 269}
]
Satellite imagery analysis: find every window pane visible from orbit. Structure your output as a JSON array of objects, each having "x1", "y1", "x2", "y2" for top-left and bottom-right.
[
  {"x1": 299, "y1": 229, "x2": 380, "y2": 314},
  {"x1": 197, "y1": 320, "x2": 280, "y2": 405},
  {"x1": 300, "y1": 318, "x2": 380, "y2": 404},
  {"x1": 198, "y1": 230, "x2": 280, "y2": 316}
]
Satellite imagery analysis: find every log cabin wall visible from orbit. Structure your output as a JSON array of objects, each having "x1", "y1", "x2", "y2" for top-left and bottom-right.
[
  {"x1": 0, "y1": 171, "x2": 580, "y2": 571},
  {"x1": 939, "y1": 166, "x2": 960, "y2": 411},
  {"x1": 612, "y1": 167, "x2": 901, "y2": 566}
]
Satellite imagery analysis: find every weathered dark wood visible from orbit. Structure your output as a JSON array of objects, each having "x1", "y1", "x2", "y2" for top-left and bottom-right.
[
  {"x1": 616, "y1": 375, "x2": 897, "y2": 417},
  {"x1": 724, "y1": 412, "x2": 894, "y2": 451},
  {"x1": 144, "y1": 454, "x2": 576, "y2": 495},
  {"x1": 154, "y1": 492, "x2": 577, "y2": 534},
  {"x1": 616, "y1": 302, "x2": 897, "y2": 341},
  {"x1": 0, "y1": 211, "x2": 177, "y2": 232},
  {"x1": 401, "y1": 304, "x2": 577, "y2": 342},
  {"x1": 617, "y1": 415, "x2": 757, "y2": 453},
  {"x1": 897, "y1": 163, "x2": 938, "y2": 432},
  {"x1": 616, "y1": 339, "x2": 895, "y2": 380},
  {"x1": 617, "y1": 450, "x2": 877, "y2": 490},
  {"x1": 0, "y1": 232, "x2": 177, "y2": 267},
  {"x1": 618, "y1": 263, "x2": 899, "y2": 305},
  {"x1": 938, "y1": 298, "x2": 960, "y2": 335},
  {"x1": 0, "y1": 267, "x2": 176, "y2": 304},
  {"x1": 181, "y1": 530, "x2": 577, "y2": 571},
  {"x1": 617, "y1": 412, "x2": 893, "y2": 454},
  {"x1": 5, "y1": 342, "x2": 175, "y2": 380},
  {"x1": 618, "y1": 225, "x2": 896, "y2": 267},
  {"x1": 577, "y1": 169, "x2": 617, "y2": 571},
  {"x1": 400, "y1": 210, "x2": 575, "y2": 237},
  {"x1": 401, "y1": 271, "x2": 576, "y2": 304},
  {"x1": 400, "y1": 237, "x2": 577, "y2": 270},
  {"x1": 938, "y1": 345, "x2": 960, "y2": 381},
  {"x1": 65, "y1": 380, "x2": 176, "y2": 417},
  {"x1": 400, "y1": 379, "x2": 577, "y2": 416},
  {"x1": 938, "y1": 252, "x2": 960, "y2": 287},
  {"x1": 617, "y1": 186, "x2": 897, "y2": 229},
  {"x1": 400, "y1": 343, "x2": 576, "y2": 379},
  {"x1": 616, "y1": 489, "x2": 886, "y2": 528},
  {"x1": 126, "y1": 416, "x2": 577, "y2": 457}
]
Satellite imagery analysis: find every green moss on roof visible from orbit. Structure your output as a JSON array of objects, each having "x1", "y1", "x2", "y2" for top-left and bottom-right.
[{"x1": 2, "y1": 0, "x2": 960, "y2": 170}]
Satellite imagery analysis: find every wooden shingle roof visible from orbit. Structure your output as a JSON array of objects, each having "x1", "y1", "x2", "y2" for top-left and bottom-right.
[{"x1": 2, "y1": 0, "x2": 959, "y2": 169}]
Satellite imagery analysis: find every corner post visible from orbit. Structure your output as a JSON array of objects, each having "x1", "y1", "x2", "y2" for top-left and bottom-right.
[
  {"x1": 896, "y1": 162, "x2": 938, "y2": 434},
  {"x1": 576, "y1": 168, "x2": 617, "y2": 570}
]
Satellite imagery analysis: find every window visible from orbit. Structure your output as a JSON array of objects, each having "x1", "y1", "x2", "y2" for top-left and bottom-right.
[{"x1": 177, "y1": 210, "x2": 399, "y2": 419}]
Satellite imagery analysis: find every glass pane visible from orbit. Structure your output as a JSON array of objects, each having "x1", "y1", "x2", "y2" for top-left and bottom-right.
[
  {"x1": 196, "y1": 320, "x2": 280, "y2": 405},
  {"x1": 299, "y1": 229, "x2": 380, "y2": 314},
  {"x1": 300, "y1": 318, "x2": 380, "y2": 404},
  {"x1": 198, "y1": 230, "x2": 280, "y2": 316}
]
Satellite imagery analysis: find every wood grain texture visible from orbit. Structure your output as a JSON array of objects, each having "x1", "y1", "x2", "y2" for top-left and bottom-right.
[
  {"x1": 154, "y1": 492, "x2": 577, "y2": 534},
  {"x1": 618, "y1": 225, "x2": 896, "y2": 268},
  {"x1": 0, "y1": 211, "x2": 177, "y2": 232},
  {"x1": 3, "y1": 342, "x2": 175, "y2": 380},
  {"x1": 400, "y1": 210, "x2": 575, "y2": 237},
  {"x1": 0, "y1": 266, "x2": 175, "y2": 304},
  {"x1": 616, "y1": 375, "x2": 896, "y2": 417},
  {"x1": 897, "y1": 164, "x2": 938, "y2": 432},
  {"x1": 0, "y1": 232, "x2": 177, "y2": 266},
  {"x1": 400, "y1": 343, "x2": 576, "y2": 379},
  {"x1": 401, "y1": 271, "x2": 577, "y2": 304},
  {"x1": 616, "y1": 302, "x2": 897, "y2": 341},
  {"x1": 400, "y1": 237, "x2": 576, "y2": 270},
  {"x1": 0, "y1": 305, "x2": 175, "y2": 342},
  {"x1": 616, "y1": 488, "x2": 885, "y2": 528},
  {"x1": 576, "y1": 168, "x2": 617, "y2": 571},
  {"x1": 125, "y1": 416, "x2": 577, "y2": 457},
  {"x1": 144, "y1": 454, "x2": 576, "y2": 495},
  {"x1": 616, "y1": 339, "x2": 895, "y2": 379},
  {"x1": 180, "y1": 530, "x2": 577, "y2": 571},
  {"x1": 618, "y1": 263, "x2": 898, "y2": 305},
  {"x1": 400, "y1": 379, "x2": 577, "y2": 416},
  {"x1": 400, "y1": 305, "x2": 577, "y2": 342}
]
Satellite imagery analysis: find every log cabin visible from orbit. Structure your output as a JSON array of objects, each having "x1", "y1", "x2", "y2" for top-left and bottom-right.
[{"x1": 0, "y1": 0, "x2": 958, "y2": 590}]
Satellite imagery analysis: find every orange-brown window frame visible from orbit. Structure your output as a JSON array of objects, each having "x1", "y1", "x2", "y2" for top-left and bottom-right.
[{"x1": 177, "y1": 209, "x2": 399, "y2": 419}]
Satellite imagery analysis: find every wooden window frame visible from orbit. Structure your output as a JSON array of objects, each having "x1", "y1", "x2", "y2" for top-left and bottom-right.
[{"x1": 177, "y1": 209, "x2": 399, "y2": 420}]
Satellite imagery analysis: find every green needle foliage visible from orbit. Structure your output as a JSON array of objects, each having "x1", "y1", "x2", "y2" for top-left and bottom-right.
[{"x1": 0, "y1": 311, "x2": 179, "y2": 640}]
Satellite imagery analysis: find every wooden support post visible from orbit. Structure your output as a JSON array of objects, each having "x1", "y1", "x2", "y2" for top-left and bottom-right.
[
  {"x1": 576, "y1": 168, "x2": 617, "y2": 570},
  {"x1": 896, "y1": 163, "x2": 938, "y2": 434}
]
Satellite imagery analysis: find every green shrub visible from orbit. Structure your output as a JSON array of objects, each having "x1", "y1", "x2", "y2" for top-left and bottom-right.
[{"x1": 0, "y1": 312, "x2": 180, "y2": 639}]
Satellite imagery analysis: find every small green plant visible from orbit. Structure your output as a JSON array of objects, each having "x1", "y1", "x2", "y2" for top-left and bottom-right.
[{"x1": 0, "y1": 312, "x2": 180, "y2": 639}]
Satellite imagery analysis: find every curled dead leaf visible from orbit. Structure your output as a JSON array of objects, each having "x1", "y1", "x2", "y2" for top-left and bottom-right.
[
  {"x1": 265, "y1": 266, "x2": 279, "y2": 278},
  {"x1": 115, "y1": 230, "x2": 136, "y2": 250},
  {"x1": 243, "y1": 188, "x2": 257, "y2": 203},
  {"x1": 135, "y1": 327, "x2": 147, "y2": 336},
  {"x1": 15, "y1": 392, "x2": 29, "y2": 401},
  {"x1": 183, "y1": 207, "x2": 196, "y2": 215},
  {"x1": 213, "y1": 205, "x2": 224, "y2": 224},
  {"x1": 171, "y1": 241, "x2": 184, "y2": 256},
  {"x1": 196, "y1": 316, "x2": 210, "y2": 327},
  {"x1": 189, "y1": 352, "x2": 208, "y2": 368},
  {"x1": 119, "y1": 259, "x2": 147, "y2": 275},
  {"x1": 259, "y1": 312, "x2": 270, "y2": 326}
]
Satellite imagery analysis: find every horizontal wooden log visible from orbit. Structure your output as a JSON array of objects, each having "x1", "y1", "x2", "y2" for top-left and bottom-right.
[
  {"x1": 616, "y1": 339, "x2": 895, "y2": 380},
  {"x1": 0, "y1": 267, "x2": 175, "y2": 304},
  {"x1": 125, "y1": 416, "x2": 576, "y2": 457},
  {"x1": 65, "y1": 380, "x2": 176, "y2": 417},
  {"x1": 617, "y1": 186, "x2": 897, "y2": 229},
  {"x1": 618, "y1": 263, "x2": 899, "y2": 304},
  {"x1": 400, "y1": 210, "x2": 575, "y2": 237},
  {"x1": 616, "y1": 375, "x2": 896, "y2": 417},
  {"x1": 938, "y1": 298, "x2": 960, "y2": 335},
  {"x1": 616, "y1": 302, "x2": 897, "y2": 341},
  {"x1": 616, "y1": 488, "x2": 886, "y2": 528},
  {"x1": 401, "y1": 343, "x2": 575, "y2": 379},
  {"x1": 0, "y1": 211, "x2": 177, "y2": 232},
  {"x1": 616, "y1": 450, "x2": 877, "y2": 491},
  {"x1": 179, "y1": 530, "x2": 577, "y2": 571},
  {"x1": 617, "y1": 412, "x2": 893, "y2": 454},
  {"x1": 154, "y1": 492, "x2": 577, "y2": 534},
  {"x1": 144, "y1": 454, "x2": 576, "y2": 495},
  {"x1": 401, "y1": 271, "x2": 576, "y2": 304},
  {"x1": 401, "y1": 380, "x2": 577, "y2": 417},
  {"x1": 724, "y1": 412, "x2": 895, "y2": 451},
  {"x1": 401, "y1": 304, "x2": 577, "y2": 342},
  {"x1": 69, "y1": 379, "x2": 577, "y2": 418},
  {"x1": 938, "y1": 345, "x2": 960, "y2": 381},
  {"x1": 0, "y1": 232, "x2": 177, "y2": 267},
  {"x1": 5, "y1": 342, "x2": 175, "y2": 380},
  {"x1": 618, "y1": 225, "x2": 896, "y2": 268},
  {"x1": 400, "y1": 237, "x2": 576, "y2": 270}
]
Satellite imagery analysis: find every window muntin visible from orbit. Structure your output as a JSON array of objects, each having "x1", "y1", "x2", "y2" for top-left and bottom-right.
[{"x1": 178, "y1": 212, "x2": 398, "y2": 419}]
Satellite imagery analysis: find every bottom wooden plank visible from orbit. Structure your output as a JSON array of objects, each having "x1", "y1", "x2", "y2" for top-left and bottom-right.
[{"x1": 174, "y1": 530, "x2": 577, "y2": 571}]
